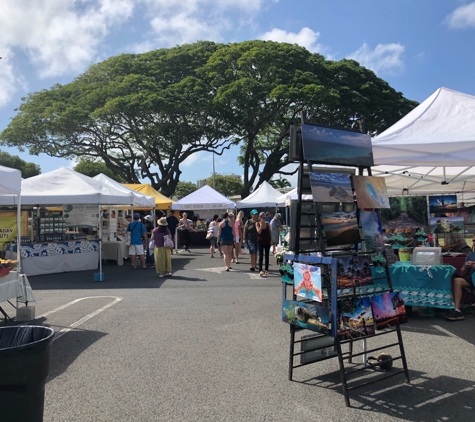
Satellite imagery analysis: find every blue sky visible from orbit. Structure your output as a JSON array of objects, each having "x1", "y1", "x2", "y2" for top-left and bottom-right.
[{"x1": 1, "y1": 0, "x2": 475, "y2": 187}]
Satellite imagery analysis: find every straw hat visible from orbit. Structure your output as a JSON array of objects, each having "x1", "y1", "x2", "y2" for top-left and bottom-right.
[{"x1": 157, "y1": 217, "x2": 168, "y2": 226}]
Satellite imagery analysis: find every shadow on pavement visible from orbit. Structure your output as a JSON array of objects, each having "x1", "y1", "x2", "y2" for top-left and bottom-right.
[
  {"x1": 28, "y1": 255, "x2": 206, "y2": 290},
  {"x1": 298, "y1": 369, "x2": 475, "y2": 420},
  {"x1": 47, "y1": 328, "x2": 107, "y2": 383}
]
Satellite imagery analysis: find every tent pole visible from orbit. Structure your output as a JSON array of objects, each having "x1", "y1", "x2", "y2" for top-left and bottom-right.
[{"x1": 99, "y1": 204, "x2": 102, "y2": 279}]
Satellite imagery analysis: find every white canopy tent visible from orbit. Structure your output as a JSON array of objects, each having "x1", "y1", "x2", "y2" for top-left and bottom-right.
[
  {"x1": 93, "y1": 173, "x2": 155, "y2": 208},
  {"x1": 372, "y1": 87, "x2": 475, "y2": 197},
  {"x1": 172, "y1": 185, "x2": 235, "y2": 210},
  {"x1": 235, "y1": 181, "x2": 285, "y2": 208},
  {"x1": 0, "y1": 165, "x2": 22, "y2": 269},
  {"x1": 21, "y1": 167, "x2": 135, "y2": 205},
  {"x1": 20, "y1": 168, "x2": 136, "y2": 279},
  {"x1": 276, "y1": 188, "x2": 313, "y2": 206}
]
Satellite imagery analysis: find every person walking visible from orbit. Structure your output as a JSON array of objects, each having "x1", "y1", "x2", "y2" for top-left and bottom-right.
[
  {"x1": 257, "y1": 212, "x2": 272, "y2": 277},
  {"x1": 218, "y1": 212, "x2": 235, "y2": 271},
  {"x1": 233, "y1": 211, "x2": 244, "y2": 263},
  {"x1": 270, "y1": 213, "x2": 283, "y2": 254},
  {"x1": 208, "y1": 214, "x2": 219, "y2": 258},
  {"x1": 143, "y1": 215, "x2": 155, "y2": 267},
  {"x1": 166, "y1": 210, "x2": 179, "y2": 254},
  {"x1": 126, "y1": 213, "x2": 147, "y2": 269},
  {"x1": 243, "y1": 209, "x2": 259, "y2": 271},
  {"x1": 151, "y1": 217, "x2": 172, "y2": 277},
  {"x1": 178, "y1": 212, "x2": 194, "y2": 252}
]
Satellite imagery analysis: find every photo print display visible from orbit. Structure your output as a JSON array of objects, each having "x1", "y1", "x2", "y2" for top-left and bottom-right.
[
  {"x1": 371, "y1": 292, "x2": 407, "y2": 330},
  {"x1": 293, "y1": 263, "x2": 322, "y2": 302},
  {"x1": 309, "y1": 171, "x2": 353, "y2": 203},
  {"x1": 429, "y1": 195, "x2": 457, "y2": 213},
  {"x1": 337, "y1": 296, "x2": 375, "y2": 340},
  {"x1": 301, "y1": 124, "x2": 374, "y2": 166},
  {"x1": 352, "y1": 176, "x2": 390, "y2": 209},
  {"x1": 430, "y1": 216, "x2": 464, "y2": 233},
  {"x1": 360, "y1": 210, "x2": 384, "y2": 251},
  {"x1": 321, "y1": 211, "x2": 360, "y2": 248},
  {"x1": 336, "y1": 255, "x2": 374, "y2": 289},
  {"x1": 282, "y1": 299, "x2": 330, "y2": 334}
]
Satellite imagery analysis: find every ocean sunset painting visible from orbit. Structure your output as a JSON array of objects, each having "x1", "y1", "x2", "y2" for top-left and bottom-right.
[
  {"x1": 301, "y1": 124, "x2": 374, "y2": 166},
  {"x1": 322, "y1": 211, "x2": 360, "y2": 247}
]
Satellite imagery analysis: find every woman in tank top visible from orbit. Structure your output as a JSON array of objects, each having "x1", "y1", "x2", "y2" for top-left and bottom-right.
[
  {"x1": 218, "y1": 212, "x2": 235, "y2": 271},
  {"x1": 256, "y1": 212, "x2": 272, "y2": 277}
]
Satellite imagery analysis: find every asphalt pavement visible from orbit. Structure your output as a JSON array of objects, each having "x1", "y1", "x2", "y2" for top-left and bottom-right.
[{"x1": 3, "y1": 247, "x2": 475, "y2": 421}]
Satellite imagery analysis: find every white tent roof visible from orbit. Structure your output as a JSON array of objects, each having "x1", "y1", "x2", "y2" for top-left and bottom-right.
[
  {"x1": 0, "y1": 165, "x2": 21, "y2": 205},
  {"x1": 276, "y1": 188, "x2": 313, "y2": 206},
  {"x1": 172, "y1": 185, "x2": 235, "y2": 210},
  {"x1": 21, "y1": 167, "x2": 134, "y2": 205},
  {"x1": 236, "y1": 181, "x2": 284, "y2": 208},
  {"x1": 373, "y1": 87, "x2": 475, "y2": 166},
  {"x1": 93, "y1": 173, "x2": 155, "y2": 208},
  {"x1": 371, "y1": 87, "x2": 475, "y2": 196}
]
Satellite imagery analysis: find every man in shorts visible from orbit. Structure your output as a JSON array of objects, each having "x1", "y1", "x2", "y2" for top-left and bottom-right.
[
  {"x1": 127, "y1": 213, "x2": 147, "y2": 269},
  {"x1": 446, "y1": 247, "x2": 475, "y2": 321}
]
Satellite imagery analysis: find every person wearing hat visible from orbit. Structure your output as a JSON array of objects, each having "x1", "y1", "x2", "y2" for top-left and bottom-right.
[
  {"x1": 243, "y1": 209, "x2": 259, "y2": 271},
  {"x1": 126, "y1": 213, "x2": 148, "y2": 269},
  {"x1": 151, "y1": 217, "x2": 172, "y2": 277}
]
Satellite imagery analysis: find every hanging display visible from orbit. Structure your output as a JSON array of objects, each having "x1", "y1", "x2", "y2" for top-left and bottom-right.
[
  {"x1": 352, "y1": 176, "x2": 390, "y2": 209},
  {"x1": 321, "y1": 211, "x2": 360, "y2": 248},
  {"x1": 337, "y1": 296, "x2": 375, "y2": 340},
  {"x1": 370, "y1": 292, "x2": 407, "y2": 330},
  {"x1": 293, "y1": 262, "x2": 322, "y2": 301},
  {"x1": 336, "y1": 255, "x2": 374, "y2": 289},
  {"x1": 282, "y1": 299, "x2": 330, "y2": 334},
  {"x1": 309, "y1": 171, "x2": 353, "y2": 203},
  {"x1": 360, "y1": 210, "x2": 384, "y2": 252}
]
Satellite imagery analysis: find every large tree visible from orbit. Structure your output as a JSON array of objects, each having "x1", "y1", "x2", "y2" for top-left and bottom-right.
[
  {"x1": 0, "y1": 41, "x2": 233, "y2": 196},
  {"x1": 0, "y1": 150, "x2": 41, "y2": 178}
]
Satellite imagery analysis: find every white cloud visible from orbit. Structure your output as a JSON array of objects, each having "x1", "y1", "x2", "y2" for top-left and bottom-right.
[
  {"x1": 259, "y1": 27, "x2": 324, "y2": 53},
  {"x1": 347, "y1": 43, "x2": 405, "y2": 75},
  {"x1": 444, "y1": 2, "x2": 475, "y2": 29},
  {"x1": 0, "y1": 49, "x2": 21, "y2": 108},
  {"x1": 0, "y1": 0, "x2": 135, "y2": 79},
  {"x1": 133, "y1": 0, "x2": 273, "y2": 50}
]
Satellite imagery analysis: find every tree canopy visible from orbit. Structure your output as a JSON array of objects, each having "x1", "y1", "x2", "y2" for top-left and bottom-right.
[
  {"x1": 174, "y1": 181, "x2": 197, "y2": 199},
  {"x1": 205, "y1": 173, "x2": 243, "y2": 197},
  {"x1": 74, "y1": 159, "x2": 125, "y2": 182},
  {"x1": 0, "y1": 40, "x2": 417, "y2": 197},
  {"x1": 0, "y1": 150, "x2": 41, "y2": 178}
]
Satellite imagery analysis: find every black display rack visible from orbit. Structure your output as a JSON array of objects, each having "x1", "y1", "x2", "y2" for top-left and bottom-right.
[{"x1": 284, "y1": 117, "x2": 410, "y2": 407}]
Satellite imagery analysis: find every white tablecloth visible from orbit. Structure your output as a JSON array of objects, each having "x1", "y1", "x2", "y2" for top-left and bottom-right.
[
  {"x1": 0, "y1": 271, "x2": 35, "y2": 303},
  {"x1": 102, "y1": 240, "x2": 128, "y2": 266}
]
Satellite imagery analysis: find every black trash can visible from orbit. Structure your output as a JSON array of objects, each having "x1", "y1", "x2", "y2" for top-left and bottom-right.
[{"x1": 0, "y1": 325, "x2": 55, "y2": 422}]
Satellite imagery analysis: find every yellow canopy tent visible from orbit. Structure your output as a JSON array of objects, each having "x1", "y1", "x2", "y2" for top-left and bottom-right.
[{"x1": 122, "y1": 184, "x2": 174, "y2": 210}]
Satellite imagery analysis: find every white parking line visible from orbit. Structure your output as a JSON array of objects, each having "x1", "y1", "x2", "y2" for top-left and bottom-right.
[{"x1": 36, "y1": 296, "x2": 123, "y2": 341}]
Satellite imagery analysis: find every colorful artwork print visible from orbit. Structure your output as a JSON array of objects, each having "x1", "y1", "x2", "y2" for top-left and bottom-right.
[
  {"x1": 337, "y1": 255, "x2": 374, "y2": 289},
  {"x1": 352, "y1": 176, "x2": 390, "y2": 209},
  {"x1": 301, "y1": 124, "x2": 374, "y2": 166},
  {"x1": 430, "y1": 216, "x2": 464, "y2": 233},
  {"x1": 293, "y1": 263, "x2": 322, "y2": 302},
  {"x1": 360, "y1": 211, "x2": 384, "y2": 251},
  {"x1": 429, "y1": 195, "x2": 457, "y2": 213},
  {"x1": 309, "y1": 172, "x2": 353, "y2": 203},
  {"x1": 282, "y1": 299, "x2": 330, "y2": 334},
  {"x1": 322, "y1": 211, "x2": 360, "y2": 247},
  {"x1": 371, "y1": 292, "x2": 407, "y2": 330},
  {"x1": 337, "y1": 297, "x2": 375, "y2": 339}
]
